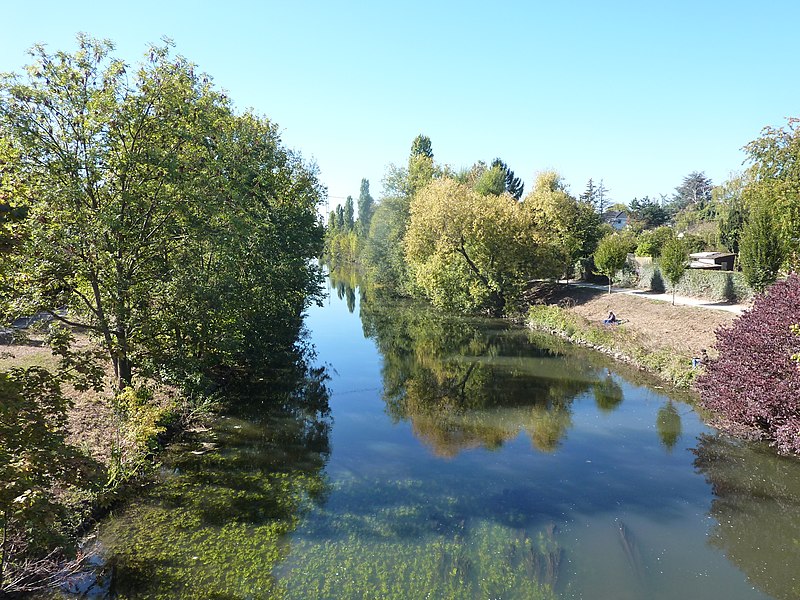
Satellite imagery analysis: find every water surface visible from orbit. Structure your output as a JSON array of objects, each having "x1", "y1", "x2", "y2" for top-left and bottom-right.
[{"x1": 96, "y1": 276, "x2": 800, "y2": 599}]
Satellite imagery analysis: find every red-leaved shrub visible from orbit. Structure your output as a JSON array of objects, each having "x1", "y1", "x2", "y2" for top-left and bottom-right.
[{"x1": 695, "y1": 273, "x2": 800, "y2": 454}]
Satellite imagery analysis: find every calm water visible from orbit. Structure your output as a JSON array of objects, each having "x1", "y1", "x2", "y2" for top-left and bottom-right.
[{"x1": 89, "y1": 276, "x2": 800, "y2": 599}]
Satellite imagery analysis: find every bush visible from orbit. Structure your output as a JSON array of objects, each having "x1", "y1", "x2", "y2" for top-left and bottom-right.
[
  {"x1": 695, "y1": 274, "x2": 800, "y2": 454},
  {"x1": 636, "y1": 264, "x2": 752, "y2": 303}
]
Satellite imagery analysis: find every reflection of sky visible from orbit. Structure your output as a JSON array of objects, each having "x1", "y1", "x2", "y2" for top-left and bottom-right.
[{"x1": 300, "y1": 284, "x2": 771, "y2": 599}]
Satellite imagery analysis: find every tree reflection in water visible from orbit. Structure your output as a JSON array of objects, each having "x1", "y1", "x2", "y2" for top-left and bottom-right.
[
  {"x1": 102, "y1": 358, "x2": 333, "y2": 599},
  {"x1": 693, "y1": 434, "x2": 800, "y2": 600},
  {"x1": 359, "y1": 290, "x2": 598, "y2": 457}
]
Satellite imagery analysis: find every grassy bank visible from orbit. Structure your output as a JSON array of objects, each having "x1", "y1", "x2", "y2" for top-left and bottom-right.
[{"x1": 527, "y1": 304, "x2": 698, "y2": 389}]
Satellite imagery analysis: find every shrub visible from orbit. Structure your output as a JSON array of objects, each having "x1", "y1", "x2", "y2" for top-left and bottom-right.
[
  {"x1": 695, "y1": 273, "x2": 800, "y2": 454},
  {"x1": 636, "y1": 265, "x2": 752, "y2": 303}
]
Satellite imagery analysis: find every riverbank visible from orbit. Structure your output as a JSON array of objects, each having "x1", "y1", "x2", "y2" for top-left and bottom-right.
[
  {"x1": 0, "y1": 332, "x2": 203, "y2": 596},
  {"x1": 523, "y1": 282, "x2": 742, "y2": 388}
]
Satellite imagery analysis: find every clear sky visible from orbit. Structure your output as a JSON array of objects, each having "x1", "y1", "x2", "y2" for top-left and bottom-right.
[{"x1": 2, "y1": 1, "x2": 798, "y2": 213}]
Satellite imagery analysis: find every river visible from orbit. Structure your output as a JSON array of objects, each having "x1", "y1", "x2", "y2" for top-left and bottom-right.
[{"x1": 72, "y1": 274, "x2": 800, "y2": 599}]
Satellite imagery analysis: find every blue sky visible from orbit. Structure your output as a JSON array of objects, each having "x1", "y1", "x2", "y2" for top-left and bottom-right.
[{"x1": 2, "y1": 1, "x2": 798, "y2": 213}]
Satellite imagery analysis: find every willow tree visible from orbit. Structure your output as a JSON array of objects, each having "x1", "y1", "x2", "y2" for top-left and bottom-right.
[{"x1": 404, "y1": 178, "x2": 561, "y2": 314}]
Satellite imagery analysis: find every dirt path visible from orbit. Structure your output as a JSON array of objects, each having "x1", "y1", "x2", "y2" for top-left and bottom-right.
[{"x1": 524, "y1": 283, "x2": 742, "y2": 357}]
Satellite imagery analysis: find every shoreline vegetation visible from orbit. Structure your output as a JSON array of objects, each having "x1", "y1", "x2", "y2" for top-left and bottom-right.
[{"x1": 0, "y1": 37, "x2": 326, "y2": 595}]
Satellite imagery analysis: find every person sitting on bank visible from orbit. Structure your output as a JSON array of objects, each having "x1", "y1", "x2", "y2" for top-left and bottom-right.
[
  {"x1": 603, "y1": 311, "x2": 617, "y2": 325},
  {"x1": 692, "y1": 348, "x2": 709, "y2": 368}
]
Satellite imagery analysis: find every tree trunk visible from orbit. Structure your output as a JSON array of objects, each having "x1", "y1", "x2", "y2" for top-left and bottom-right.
[{"x1": 1, "y1": 507, "x2": 8, "y2": 592}]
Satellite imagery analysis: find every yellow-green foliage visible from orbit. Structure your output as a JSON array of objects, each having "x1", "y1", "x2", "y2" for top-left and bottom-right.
[
  {"x1": 405, "y1": 178, "x2": 561, "y2": 313},
  {"x1": 108, "y1": 386, "x2": 177, "y2": 487},
  {"x1": 527, "y1": 306, "x2": 696, "y2": 388}
]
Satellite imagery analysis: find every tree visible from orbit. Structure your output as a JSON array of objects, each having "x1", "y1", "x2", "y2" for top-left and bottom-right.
[
  {"x1": 635, "y1": 226, "x2": 676, "y2": 258},
  {"x1": 742, "y1": 117, "x2": 800, "y2": 261},
  {"x1": 343, "y1": 195, "x2": 355, "y2": 230},
  {"x1": 474, "y1": 162, "x2": 506, "y2": 196},
  {"x1": 739, "y1": 200, "x2": 785, "y2": 293},
  {"x1": 594, "y1": 233, "x2": 632, "y2": 293},
  {"x1": 522, "y1": 171, "x2": 602, "y2": 279},
  {"x1": 714, "y1": 174, "x2": 749, "y2": 257},
  {"x1": 629, "y1": 196, "x2": 669, "y2": 228},
  {"x1": 356, "y1": 178, "x2": 374, "y2": 237},
  {"x1": 659, "y1": 237, "x2": 688, "y2": 304},
  {"x1": 491, "y1": 158, "x2": 524, "y2": 200},
  {"x1": 695, "y1": 274, "x2": 800, "y2": 454},
  {"x1": 672, "y1": 171, "x2": 713, "y2": 212},
  {"x1": 580, "y1": 178, "x2": 597, "y2": 207},
  {"x1": 0, "y1": 36, "x2": 324, "y2": 391},
  {"x1": 595, "y1": 179, "x2": 611, "y2": 214},
  {"x1": 404, "y1": 178, "x2": 560, "y2": 314},
  {"x1": 410, "y1": 134, "x2": 433, "y2": 159}
]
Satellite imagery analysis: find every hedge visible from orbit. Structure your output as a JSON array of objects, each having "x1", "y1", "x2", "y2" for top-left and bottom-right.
[{"x1": 635, "y1": 264, "x2": 753, "y2": 303}]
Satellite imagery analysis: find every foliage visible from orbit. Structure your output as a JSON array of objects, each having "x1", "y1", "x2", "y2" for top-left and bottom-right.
[
  {"x1": 636, "y1": 265, "x2": 752, "y2": 303},
  {"x1": 356, "y1": 178, "x2": 375, "y2": 237},
  {"x1": 593, "y1": 233, "x2": 633, "y2": 293},
  {"x1": 0, "y1": 367, "x2": 98, "y2": 593},
  {"x1": 106, "y1": 386, "x2": 177, "y2": 490},
  {"x1": 659, "y1": 237, "x2": 688, "y2": 304},
  {"x1": 523, "y1": 172, "x2": 603, "y2": 279},
  {"x1": 634, "y1": 226, "x2": 675, "y2": 258},
  {"x1": 715, "y1": 175, "x2": 749, "y2": 255},
  {"x1": 742, "y1": 117, "x2": 800, "y2": 260},
  {"x1": 695, "y1": 274, "x2": 800, "y2": 454},
  {"x1": 629, "y1": 196, "x2": 670, "y2": 229},
  {"x1": 671, "y1": 171, "x2": 713, "y2": 212},
  {"x1": 739, "y1": 199, "x2": 786, "y2": 293},
  {"x1": 0, "y1": 36, "x2": 324, "y2": 392},
  {"x1": 410, "y1": 134, "x2": 433, "y2": 159},
  {"x1": 491, "y1": 158, "x2": 525, "y2": 200},
  {"x1": 404, "y1": 178, "x2": 561, "y2": 314},
  {"x1": 473, "y1": 162, "x2": 507, "y2": 196}
]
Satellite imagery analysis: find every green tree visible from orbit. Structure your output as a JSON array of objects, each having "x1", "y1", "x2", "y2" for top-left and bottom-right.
[
  {"x1": 579, "y1": 178, "x2": 596, "y2": 206},
  {"x1": 629, "y1": 196, "x2": 670, "y2": 228},
  {"x1": 491, "y1": 158, "x2": 524, "y2": 200},
  {"x1": 594, "y1": 233, "x2": 632, "y2": 293},
  {"x1": 660, "y1": 236, "x2": 688, "y2": 305},
  {"x1": 474, "y1": 162, "x2": 506, "y2": 196},
  {"x1": 0, "y1": 36, "x2": 324, "y2": 390},
  {"x1": 739, "y1": 200, "x2": 785, "y2": 293},
  {"x1": 410, "y1": 134, "x2": 433, "y2": 159},
  {"x1": 742, "y1": 117, "x2": 800, "y2": 261},
  {"x1": 672, "y1": 171, "x2": 713, "y2": 212},
  {"x1": 635, "y1": 226, "x2": 676, "y2": 258},
  {"x1": 715, "y1": 176, "x2": 749, "y2": 256},
  {"x1": 343, "y1": 195, "x2": 355, "y2": 230},
  {"x1": 356, "y1": 178, "x2": 374, "y2": 237}
]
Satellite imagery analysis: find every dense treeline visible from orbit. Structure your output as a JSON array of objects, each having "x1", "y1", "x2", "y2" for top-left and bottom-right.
[
  {"x1": 325, "y1": 120, "x2": 800, "y2": 454},
  {"x1": 326, "y1": 135, "x2": 603, "y2": 315},
  {"x1": 0, "y1": 36, "x2": 325, "y2": 593}
]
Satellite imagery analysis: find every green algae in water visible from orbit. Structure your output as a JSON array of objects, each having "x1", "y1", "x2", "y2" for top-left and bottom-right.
[
  {"x1": 277, "y1": 477, "x2": 564, "y2": 600},
  {"x1": 281, "y1": 521, "x2": 561, "y2": 600}
]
